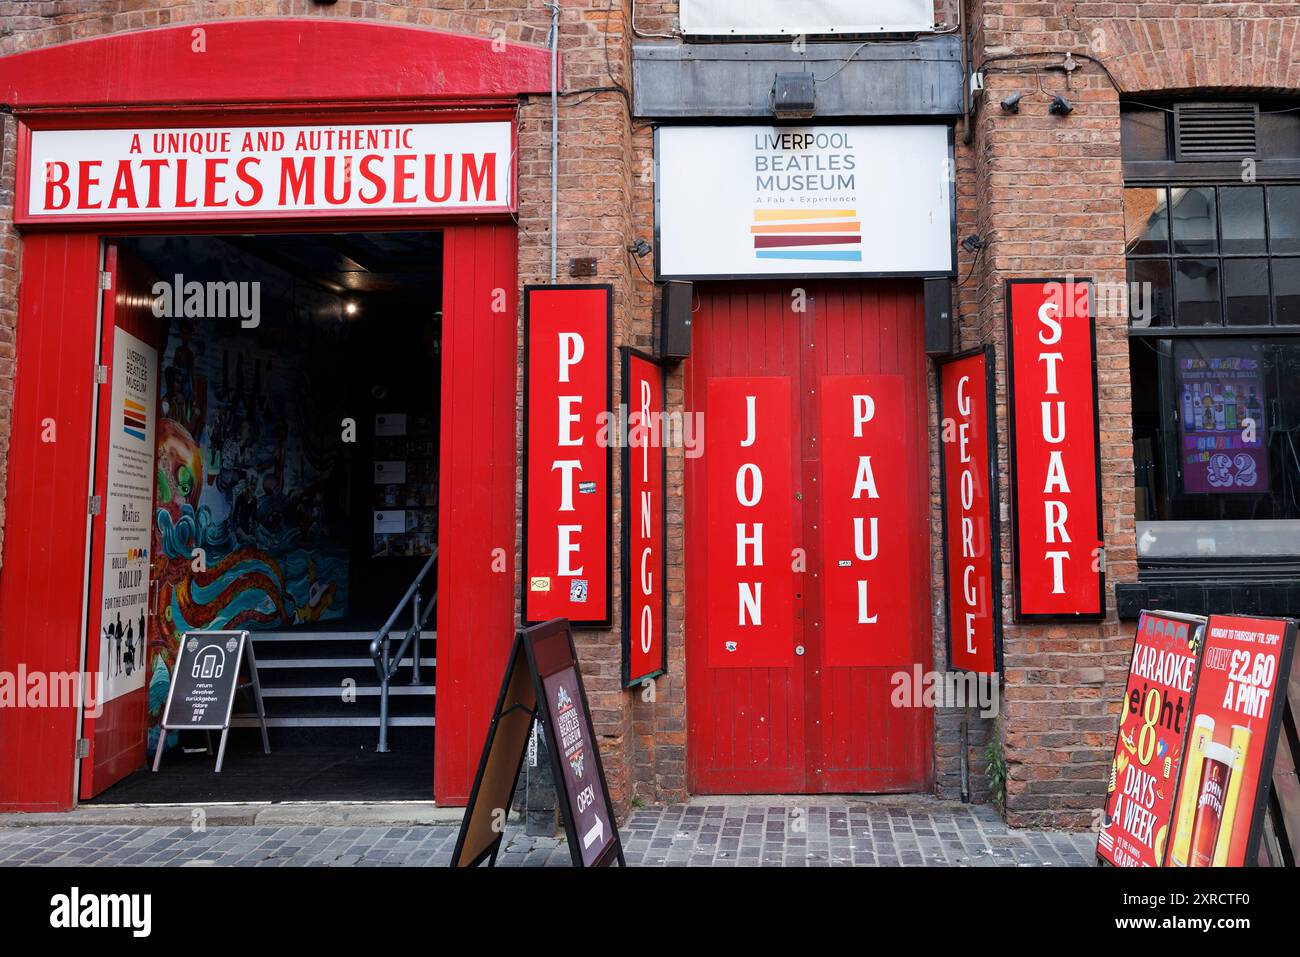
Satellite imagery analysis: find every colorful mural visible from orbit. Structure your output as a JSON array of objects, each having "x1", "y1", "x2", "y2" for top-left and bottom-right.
[{"x1": 145, "y1": 265, "x2": 351, "y2": 746}]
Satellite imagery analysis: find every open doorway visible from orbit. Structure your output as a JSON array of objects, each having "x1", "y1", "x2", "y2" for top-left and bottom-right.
[{"x1": 86, "y1": 231, "x2": 444, "y2": 804}]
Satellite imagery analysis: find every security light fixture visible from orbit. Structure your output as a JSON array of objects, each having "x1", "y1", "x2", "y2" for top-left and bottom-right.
[
  {"x1": 1049, "y1": 95, "x2": 1074, "y2": 116},
  {"x1": 961, "y1": 234, "x2": 985, "y2": 253},
  {"x1": 1000, "y1": 92, "x2": 1022, "y2": 114},
  {"x1": 772, "y1": 72, "x2": 816, "y2": 120},
  {"x1": 344, "y1": 301, "x2": 359, "y2": 316},
  {"x1": 628, "y1": 239, "x2": 652, "y2": 258}
]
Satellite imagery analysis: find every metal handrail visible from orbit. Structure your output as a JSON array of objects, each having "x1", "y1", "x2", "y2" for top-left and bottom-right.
[{"x1": 370, "y1": 546, "x2": 438, "y2": 753}]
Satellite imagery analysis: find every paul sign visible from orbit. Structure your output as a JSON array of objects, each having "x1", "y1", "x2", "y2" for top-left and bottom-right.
[
  {"x1": 1005, "y1": 279, "x2": 1104, "y2": 620},
  {"x1": 523, "y1": 285, "x2": 612, "y2": 626}
]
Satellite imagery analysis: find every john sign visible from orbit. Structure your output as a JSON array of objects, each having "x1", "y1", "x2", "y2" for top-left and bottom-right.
[
  {"x1": 523, "y1": 285, "x2": 612, "y2": 626},
  {"x1": 1005, "y1": 279, "x2": 1104, "y2": 620},
  {"x1": 705, "y1": 377, "x2": 794, "y2": 668}
]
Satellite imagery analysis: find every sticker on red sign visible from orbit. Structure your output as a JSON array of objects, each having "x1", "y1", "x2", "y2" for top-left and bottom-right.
[
  {"x1": 1098, "y1": 611, "x2": 1204, "y2": 868},
  {"x1": 705, "y1": 377, "x2": 794, "y2": 668},
  {"x1": 1005, "y1": 279, "x2": 1104, "y2": 619},
  {"x1": 938, "y1": 349, "x2": 1001, "y2": 674},
  {"x1": 523, "y1": 286, "x2": 611, "y2": 625},
  {"x1": 818, "y1": 374, "x2": 912, "y2": 668}
]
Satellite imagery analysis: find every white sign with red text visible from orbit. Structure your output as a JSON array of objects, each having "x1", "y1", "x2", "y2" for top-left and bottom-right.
[{"x1": 24, "y1": 121, "x2": 513, "y2": 222}]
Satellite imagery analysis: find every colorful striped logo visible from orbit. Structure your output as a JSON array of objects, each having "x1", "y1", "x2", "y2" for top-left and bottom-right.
[
  {"x1": 752, "y1": 208, "x2": 863, "y2": 263},
  {"x1": 122, "y1": 397, "x2": 147, "y2": 441}
]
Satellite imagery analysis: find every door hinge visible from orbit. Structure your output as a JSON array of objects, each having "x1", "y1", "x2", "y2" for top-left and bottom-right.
[
  {"x1": 99, "y1": 271, "x2": 112, "y2": 291},
  {"x1": 75, "y1": 738, "x2": 91, "y2": 759},
  {"x1": 88, "y1": 494, "x2": 102, "y2": 516},
  {"x1": 95, "y1": 364, "x2": 109, "y2": 384}
]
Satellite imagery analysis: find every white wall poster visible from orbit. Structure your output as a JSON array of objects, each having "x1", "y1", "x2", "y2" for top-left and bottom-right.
[{"x1": 97, "y1": 328, "x2": 158, "y2": 704}]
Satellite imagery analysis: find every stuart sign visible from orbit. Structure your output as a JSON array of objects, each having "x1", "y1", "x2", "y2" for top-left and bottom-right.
[
  {"x1": 20, "y1": 120, "x2": 514, "y2": 223},
  {"x1": 1005, "y1": 279, "x2": 1105, "y2": 620},
  {"x1": 655, "y1": 125, "x2": 954, "y2": 280}
]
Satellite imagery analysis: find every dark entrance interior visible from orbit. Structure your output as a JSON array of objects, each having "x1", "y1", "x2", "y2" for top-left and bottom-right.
[{"x1": 90, "y1": 230, "x2": 443, "y2": 804}]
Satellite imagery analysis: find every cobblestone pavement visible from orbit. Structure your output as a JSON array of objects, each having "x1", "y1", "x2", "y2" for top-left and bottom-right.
[{"x1": 0, "y1": 799, "x2": 1097, "y2": 867}]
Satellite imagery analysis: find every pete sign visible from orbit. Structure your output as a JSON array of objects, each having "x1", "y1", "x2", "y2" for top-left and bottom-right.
[{"x1": 523, "y1": 285, "x2": 612, "y2": 626}]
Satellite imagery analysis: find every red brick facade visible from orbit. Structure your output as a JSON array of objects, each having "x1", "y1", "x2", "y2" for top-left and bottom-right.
[{"x1": 0, "y1": 0, "x2": 1296, "y2": 826}]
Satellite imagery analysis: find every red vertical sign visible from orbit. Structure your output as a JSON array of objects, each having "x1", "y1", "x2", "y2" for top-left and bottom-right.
[
  {"x1": 1005, "y1": 279, "x2": 1104, "y2": 619},
  {"x1": 622, "y1": 349, "x2": 667, "y2": 686},
  {"x1": 1167, "y1": 614, "x2": 1297, "y2": 867},
  {"x1": 705, "y1": 377, "x2": 794, "y2": 668},
  {"x1": 818, "y1": 375, "x2": 912, "y2": 667},
  {"x1": 523, "y1": 285, "x2": 611, "y2": 625},
  {"x1": 1097, "y1": 611, "x2": 1203, "y2": 868},
  {"x1": 938, "y1": 349, "x2": 1001, "y2": 674}
]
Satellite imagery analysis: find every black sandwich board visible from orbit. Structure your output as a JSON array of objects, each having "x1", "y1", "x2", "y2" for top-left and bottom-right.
[
  {"x1": 452, "y1": 618, "x2": 625, "y2": 867},
  {"x1": 153, "y1": 629, "x2": 269, "y2": 773}
]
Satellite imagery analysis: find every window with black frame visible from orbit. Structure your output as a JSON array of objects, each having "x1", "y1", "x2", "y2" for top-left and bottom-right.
[{"x1": 1124, "y1": 100, "x2": 1300, "y2": 572}]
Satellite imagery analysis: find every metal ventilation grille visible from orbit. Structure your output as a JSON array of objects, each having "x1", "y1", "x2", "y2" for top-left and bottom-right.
[{"x1": 1174, "y1": 102, "x2": 1259, "y2": 160}]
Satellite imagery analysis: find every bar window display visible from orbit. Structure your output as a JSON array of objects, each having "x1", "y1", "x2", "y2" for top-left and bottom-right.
[{"x1": 1129, "y1": 336, "x2": 1300, "y2": 564}]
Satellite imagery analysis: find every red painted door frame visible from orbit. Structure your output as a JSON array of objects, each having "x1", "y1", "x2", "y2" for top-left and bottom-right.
[
  {"x1": 79, "y1": 243, "x2": 167, "y2": 799},
  {"x1": 0, "y1": 19, "x2": 546, "y2": 811},
  {"x1": 685, "y1": 280, "x2": 934, "y2": 794}
]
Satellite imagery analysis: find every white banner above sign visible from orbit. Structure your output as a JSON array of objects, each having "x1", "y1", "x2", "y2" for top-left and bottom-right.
[
  {"x1": 21, "y1": 120, "x2": 514, "y2": 223},
  {"x1": 680, "y1": 0, "x2": 934, "y2": 35},
  {"x1": 655, "y1": 125, "x2": 954, "y2": 280}
]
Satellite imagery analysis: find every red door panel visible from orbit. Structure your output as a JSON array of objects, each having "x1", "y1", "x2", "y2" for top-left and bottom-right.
[
  {"x1": 687, "y1": 280, "x2": 932, "y2": 795},
  {"x1": 80, "y1": 243, "x2": 166, "y2": 798},
  {"x1": 686, "y1": 284, "x2": 805, "y2": 793},
  {"x1": 808, "y1": 282, "x2": 932, "y2": 793}
]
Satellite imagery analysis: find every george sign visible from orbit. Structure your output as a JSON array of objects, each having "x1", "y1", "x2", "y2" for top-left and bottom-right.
[
  {"x1": 937, "y1": 348, "x2": 1002, "y2": 674},
  {"x1": 705, "y1": 377, "x2": 794, "y2": 668},
  {"x1": 655, "y1": 125, "x2": 954, "y2": 280},
  {"x1": 1166, "y1": 614, "x2": 1298, "y2": 867},
  {"x1": 679, "y1": 0, "x2": 933, "y2": 35},
  {"x1": 818, "y1": 374, "x2": 913, "y2": 667},
  {"x1": 21, "y1": 120, "x2": 513, "y2": 223},
  {"x1": 154, "y1": 630, "x2": 269, "y2": 773},
  {"x1": 621, "y1": 348, "x2": 668, "y2": 687},
  {"x1": 523, "y1": 285, "x2": 612, "y2": 626},
  {"x1": 1098, "y1": 611, "x2": 1205, "y2": 868},
  {"x1": 1004, "y1": 279, "x2": 1104, "y2": 620},
  {"x1": 452, "y1": 619, "x2": 625, "y2": 868},
  {"x1": 97, "y1": 328, "x2": 158, "y2": 704}
]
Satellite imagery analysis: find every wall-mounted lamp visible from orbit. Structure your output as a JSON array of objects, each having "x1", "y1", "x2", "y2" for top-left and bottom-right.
[
  {"x1": 1000, "y1": 92, "x2": 1022, "y2": 114},
  {"x1": 627, "y1": 239, "x2": 652, "y2": 259},
  {"x1": 961, "y1": 234, "x2": 985, "y2": 254},
  {"x1": 344, "y1": 301, "x2": 359, "y2": 316},
  {"x1": 772, "y1": 72, "x2": 816, "y2": 120}
]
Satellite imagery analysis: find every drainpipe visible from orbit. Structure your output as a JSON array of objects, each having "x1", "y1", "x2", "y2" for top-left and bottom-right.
[{"x1": 549, "y1": 1, "x2": 560, "y2": 283}]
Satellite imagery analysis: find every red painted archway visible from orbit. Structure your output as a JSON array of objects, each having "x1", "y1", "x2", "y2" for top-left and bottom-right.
[{"x1": 0, "y1": 19, "x2": 550, "y2": 811}]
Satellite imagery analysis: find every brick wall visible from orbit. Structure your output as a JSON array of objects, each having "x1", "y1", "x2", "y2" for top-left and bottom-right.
[
  {"x1": 966, "y1": 0, "x2": 1300, "y2": 827},
  {"x1": 3, "y1": 0, "x2": 1298, "y2": 827}
]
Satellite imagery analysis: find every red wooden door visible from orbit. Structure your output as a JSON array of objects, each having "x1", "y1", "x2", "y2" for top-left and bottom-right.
[
  {"x1": 686, "y1": 280, "x2": 933, "y2": 794},
  {"x1": 79, "y1": 243, "x2": 166, "y2": 798}
]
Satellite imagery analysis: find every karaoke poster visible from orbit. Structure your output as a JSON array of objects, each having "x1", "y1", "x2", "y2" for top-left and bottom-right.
[
  {"x1": 1098, "y1": 611, "x2": 1203, "y2": 867},
  {"x1": 1165, "y1": 614, "x2": 1297, "y2": 867}
]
